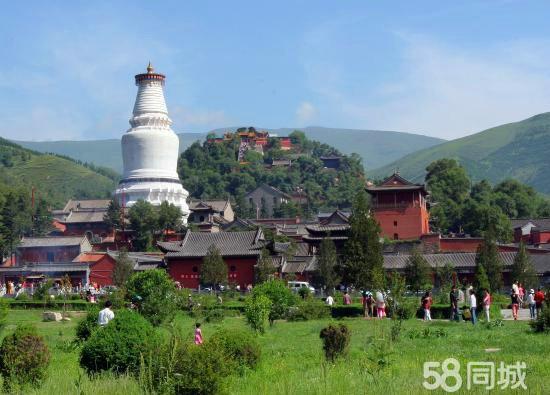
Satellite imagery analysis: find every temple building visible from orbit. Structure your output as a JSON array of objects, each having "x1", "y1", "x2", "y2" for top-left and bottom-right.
[
  {"x1": 366, "y1": 173, "x2": 430, "y2": 240},
  {"x1": 114, "y1": 63, "x2": 190, "y2": 223}
]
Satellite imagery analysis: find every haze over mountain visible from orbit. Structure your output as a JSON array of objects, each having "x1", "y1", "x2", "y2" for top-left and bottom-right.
[
  {"x1": 370, "y1": 112, "x2": 550, "y2": 194},
  {"x1": 14, "y1": 127, "x2": 444, "y2": 173}
]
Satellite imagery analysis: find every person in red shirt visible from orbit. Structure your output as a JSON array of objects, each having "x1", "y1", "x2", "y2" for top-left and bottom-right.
[
  {"x1": 534, "y1": 288, "x2": 545, "y2": 318},
  {"x1": 343, "y1": 292, "x2": 352, "y2": 305}
]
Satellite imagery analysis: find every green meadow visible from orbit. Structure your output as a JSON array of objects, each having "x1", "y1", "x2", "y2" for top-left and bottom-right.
[{"x1": 1, "y1": 310, "x2": 548, "y2": 394}]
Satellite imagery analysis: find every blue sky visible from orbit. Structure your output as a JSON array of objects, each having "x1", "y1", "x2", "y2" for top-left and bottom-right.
[{"x1": 2, "y1": 0, "x2": 550, "y2": 141}]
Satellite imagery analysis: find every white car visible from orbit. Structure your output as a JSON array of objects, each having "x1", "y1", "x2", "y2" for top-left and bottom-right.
[{"x1": 287, "y1": 281, "x2": 315, "y2": 293}]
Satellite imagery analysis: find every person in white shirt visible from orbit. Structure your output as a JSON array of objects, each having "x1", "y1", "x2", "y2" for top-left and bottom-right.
[
  {"x1": 325, "y1": 295, "x2": 334, "y2": 306},
  {"x1": 98, "y1": 300, "x2": 115, "y2": 326},
  {"x1": 469, "y1": 290, "x2": 477, "y2": 325},
  {"x1": 527, "y1": 289, "x2": 536, "y2": 320}
]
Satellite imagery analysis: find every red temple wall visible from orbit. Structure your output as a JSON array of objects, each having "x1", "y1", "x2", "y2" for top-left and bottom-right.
[
  {"x1": 373, "y1": 206, "x2": 429, "y2": 240},
  {"x1": 168, "y1": 257, "x2": 257, "y2": 289}
]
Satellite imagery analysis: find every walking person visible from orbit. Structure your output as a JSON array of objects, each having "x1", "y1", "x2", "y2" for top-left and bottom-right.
[
  {"x1": 375, "y1": 291, "x2": 386, "y2": 319},
  {"x1": 194, "y1": 323, "x2": 203, "y2": 345},
  {"x1": 518, "y1": 283, "x2": 525, "y2": 307},
  {"x1": 325, "y1": 294, "x2": 334, "y2": 306},
  {"x1": 469, "y1": 289, "x2": 477, "y2": 325},
  {"x1": 98, "y1": 300, "x2": 115, "y2": 326},
  {"x1": 527, "y1": 289, "x2": 536, "y2": 320},
  {"x1": 483, "y1": 289, "x2": 491, "y2": 322},
  {"x1": 511, "y1": 290, "x2": 520, "y2": 320},
  {"x1": 343, "y1": 291, "x2": 352, "y2": 305},
  {"x1": 534, "y1": 288, "x2": 545, "y2": 318},
  {"x1": 450, "y1": 286, "x2": 459, "y2": 321},
  {"x1": 422, "y1": 291, "x2": 432, "y2": 321}
]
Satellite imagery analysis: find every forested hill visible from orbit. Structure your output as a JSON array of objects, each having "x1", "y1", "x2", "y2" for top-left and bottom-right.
[
  {"x1": 370, "y1": 112, "x2": 550, "y2": 194},
  {"x1": 178, "y1": 130, "x2": 365, "y2": 216},
  {"x1": 15, "y1": 127, "x2": 444, "y2": 173},
  {"x1": 0, "y1": 138, "x2": 117, "y2": 207}
]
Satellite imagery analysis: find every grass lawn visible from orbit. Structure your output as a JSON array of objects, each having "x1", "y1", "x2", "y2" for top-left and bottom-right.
[{"x1": 1, "y1": 310, "x2": 549, "y2": 394}]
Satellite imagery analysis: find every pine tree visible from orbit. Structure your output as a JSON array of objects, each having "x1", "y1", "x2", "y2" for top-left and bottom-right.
[
  {"x1": 510, "y1": 241, "x2": 538, "y2": 289},
  {"x1": 128, "y1": 200, "x2": 158, "y2": 251},
  {"x1": 342, "y1": 191, "x2": 384, "y2": 290},
  {"x1": 474, "y1": 259, "x2": 490, "y2": 292},
  {"x1": 104, "y1": 199, "x2": 122, "y2": 231},
  {"x1": 318, "y1": 237, "x2": 340, "y2": 295},
  {"x1": 256, "y1": 247, "x2": 274, "y2": 283},
  {"x1": 475, "y1": 225, "x2": 503, "y2": 292},
  {"x1": 32, "y1": 199, "x2": 52, "y2": 236},
  {"x1": 201, "y1": 245, "x2": 228, "y2": 289},
  {"x1": 112, "y1": 248, "x2": 134, "y2": 288},
  {"x1": 404, "y1": 248, "x2": 432, "y2": 293},
  {"x1": 157, "y1": 201, "x2": 183, "y2": 239}
]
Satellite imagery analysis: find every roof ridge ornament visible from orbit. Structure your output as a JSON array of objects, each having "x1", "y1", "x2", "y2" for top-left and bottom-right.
[{"x1": 147, "y1": 61, "x2": 154, "y2": 74}]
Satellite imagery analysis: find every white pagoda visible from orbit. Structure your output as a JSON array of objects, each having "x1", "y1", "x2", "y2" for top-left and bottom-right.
[{"x1": 114, "y1": 63, "x2": 190, "y2": 223}]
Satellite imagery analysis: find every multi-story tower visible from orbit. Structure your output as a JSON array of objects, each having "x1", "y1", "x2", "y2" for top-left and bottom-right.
[{"x1": 114, "y1": 63, "x2": 189, "y2": 223}]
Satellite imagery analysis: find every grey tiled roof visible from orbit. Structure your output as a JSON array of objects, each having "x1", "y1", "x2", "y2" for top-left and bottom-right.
[
  {"x1": 510, "y1": 218, "x2": 550, "y2": 231},
  {"x1": 188, "y1": 199, "x2": 229, "y2": 212},
  {"x1": 245, "y1": 184, "x2": 292, "y2": 199},
  {"x1": 63, "y1": 199, "x2": 111, "y2": 212},
  {"x1": 383, "y1": 252, "x2": 550, "y2": 274},
  {"x1": 60, "y1": 210, "x2": 107, "y2": 223},
  {"x1": 19, "y1": 237, "x2": 87, "y2": 248},
  {"x1": 305, "y1": 224, "x2": 350, "y2": 233},
  {"x1": 282, "y1": 256, "x2": 317, "y2": 273},
  {"x1": 160, "y1": 229, "x2": 265, "y2": 258}
]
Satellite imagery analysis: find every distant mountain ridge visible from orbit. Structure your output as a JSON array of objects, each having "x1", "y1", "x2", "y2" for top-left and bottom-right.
[
  {"x1": 14, "y1": 127, "x2": 444, "y2": 173},
  {"x1": 370, "y1": 112, "x2": 550, "y2": 193}
]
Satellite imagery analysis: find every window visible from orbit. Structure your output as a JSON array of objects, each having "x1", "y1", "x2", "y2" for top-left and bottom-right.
[
  {"x1": 394, "y1": 221, "x2": 398, "y2": 227},
  {"x1": 46, "y1": 252, "x2": 55, "y2": 262},
  {"x1": 199, "y1": 215, "x2": 205, "y2": 222},
  {"x1": 393, "y1": 233, "x2": 399, "y2": 240},
  {"x1": 192, "y1": 266, "x2": 198, "y2": 273},
  {"x1": 230, "y1": 266, "x2": 236, "y2": 272},
  {"x1": 273, "y1": 197, "x2": 277, "y2": 204},
  {"x1": 249, "y1": 198, "x2": 253, "y2": 204}
]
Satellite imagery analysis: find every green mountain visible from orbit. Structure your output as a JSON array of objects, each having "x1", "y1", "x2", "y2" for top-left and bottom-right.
[
  {"x1": 0, "y1": 138, "x2": 117, "y2": 206},
  {"x1": 370, "y1": 112, "x2": 550, "y2": 193},
  {"x1": 15, "y1": 127, "x2": 443, "y2": 173}
]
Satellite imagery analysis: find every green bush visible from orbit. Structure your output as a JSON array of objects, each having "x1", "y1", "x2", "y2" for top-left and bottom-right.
[
  {"x1": 75, "y1": 307, "x2": 100, "y2": 342},
  {"x1": 245, "y1": 294, "x2": 272, "y2": 333},
  {"x1": 287, "y1": 299, "x2": 331, "y2": 321},
  {"x1": 319, "y1": 324, "x2": 351, "y2": 362},
  {"x1": 331, "y1": 305, "x2": 364, "y2": 318},
  {"x1": 15, "y1": 292, "x2": 30, "y2": 301},
  {"x1": 390, "y1": 299, "x2": 418, "y2": 320},
  {"x1": 298, "y1": 287, "x2": 311, "y2": 300},
  {"x1": 210, "y1": 328, "x2": 261, "y2": 371},
  {"x1": 32, "y1": 280, "x2": 53, "y2": 301},
  {"x1": 204, "y1": 308, "x2": 225, "y2": 323},
  {"x1": 126, "y1": 269, "x2": 177, "y2": 325},
  {"x1": 0, "y1": 325, "x2": 50, "y2": 391},
  {"x1": 530, "y1": 305, "x2": 550, "y2": 333},
  {"x1": 0, "y1": 299, "x2": 7, "y2": 333},
  {"x1": 252, "y1": 280, "x2": 296, "y2": 325},
  {"x1": 80, "y1": 309, "x2": 159, "y2": 375}
]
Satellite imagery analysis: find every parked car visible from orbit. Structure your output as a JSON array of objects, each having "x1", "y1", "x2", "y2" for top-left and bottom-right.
[{"x1": 287, "y1": 281, "x2": 315, "y2": 293}]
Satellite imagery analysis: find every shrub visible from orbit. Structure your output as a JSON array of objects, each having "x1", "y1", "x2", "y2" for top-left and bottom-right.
[
  {"x1": 125, "y1": 269, "x2": 177, "y2": 325},
  {"x1": 331, "y1": 305, "x2": 364, "y2": 318},
  {"x1": 0, "y1": 298, "x2": 7, "y2": 333},
  {"x1": 0, "y1": 325, "x2": 50, "y2": 391},
  {"x1": 298, "y1": 287, "x2": 311, "y2": 300},
  {"x1": 75, "y1": 307, "x2": 100, "y2": 342},
  {"x1": 319, "y1": 324, "x2": 351, "y2": 362},
  {"x1": 15, "y1": 292, "x2": 30, "y2": 301},
  {"x1": 204, "y1": 308, "x2": 225, "y2": 323},
  {"x1": 530, "y1": 305, "x2": 550, "y2": 333},
  {"x1": 252, "y1": 280, "x2": 296, "y2": 325},
  {"x1": 80, "y1": 309, "x2": 159, "y2": 375},
  {"x1": 33, "y1": 280, "x2": 53, "y2": 301},
  {"x1": 210, "y1": 328, "x2": 261, "y2": 371},
  {"x1": 245, "y1": 294, "x2": 272, "y2": 333},
  {"x1": 287, "y1": 299, "x2": 331, "y2": 321}
]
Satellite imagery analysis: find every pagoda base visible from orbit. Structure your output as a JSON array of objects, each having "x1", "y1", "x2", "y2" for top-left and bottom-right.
[{"x1": 115, "y1": 179, "x2": 190, "y2": 224}]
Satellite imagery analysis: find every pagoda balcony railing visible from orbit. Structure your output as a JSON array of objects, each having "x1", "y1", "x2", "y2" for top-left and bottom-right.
[{"x1": 371, "y1": 202, "x2": 422, "y2": 210}]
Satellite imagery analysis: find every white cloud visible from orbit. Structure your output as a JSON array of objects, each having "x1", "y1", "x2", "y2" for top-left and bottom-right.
[
  {"x1": 171, "y1": 106, "x2": 232, "y2": 132},
  {"x1": 301, "y1": 31, "x2": 550, "y2": 139},
  {"x1": 295, "y1": 101, "x2": 317, "y2": 125}
]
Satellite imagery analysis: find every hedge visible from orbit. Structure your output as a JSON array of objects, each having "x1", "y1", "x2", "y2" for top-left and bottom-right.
[{"x1": 6, "y1": 300, "x2": 91, "y2": 310}]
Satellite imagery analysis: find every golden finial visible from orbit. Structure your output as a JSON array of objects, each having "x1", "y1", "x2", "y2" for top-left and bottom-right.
[{"x1": 147, "y1": 62, "x2": 154, "y2": 73}]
